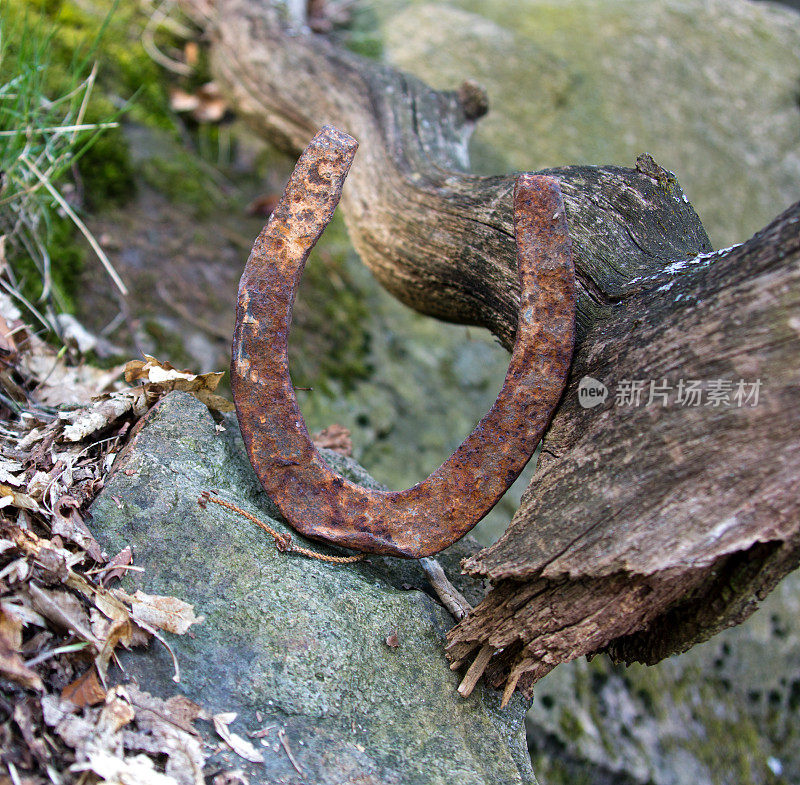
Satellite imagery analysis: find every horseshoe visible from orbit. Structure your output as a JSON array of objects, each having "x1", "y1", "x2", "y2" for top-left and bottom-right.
[{"x1": 231, "y1": 125, "x2": 575, "y2": 559}]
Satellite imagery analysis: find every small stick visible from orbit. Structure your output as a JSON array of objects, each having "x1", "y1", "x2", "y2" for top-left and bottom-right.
[
  {"x1": 501, "y1": 668, "x2": 523, "y2": 708},
  {"x1": 419, "y1": 557, "x2": 473, "y2": 620},
  {"x1": 278, "y1": 728, "x2": 303, "y2": 775},
  {"x1": 457, "y1": 643, "x2": 494, "y2": 697}
]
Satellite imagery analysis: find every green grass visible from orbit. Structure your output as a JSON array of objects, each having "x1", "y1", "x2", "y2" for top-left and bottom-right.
[{"x1": 0, "y1": 4, "x2": 125, "y2": 326}]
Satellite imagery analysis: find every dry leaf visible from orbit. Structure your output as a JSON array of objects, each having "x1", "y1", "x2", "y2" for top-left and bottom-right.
[
  {"x1": 25, "y1": 583, "x2": 98, "y2": 646},
  {"x1": 0, "y1": 603, "x2": 42, "y2": 690},
  {"x1": 60, "y1": 390, "x2": 147, "y2": 442},
  {"x1": 76, "y1": 751, "x2": 183, "y2": 785},
  {"x1": 312, "y1": 423, "x2": 353, "y2": 456},
  {"x1": 102, "y1": 546, "x2": 133, "y2": 586},
  {"x1": 100, "y1": 686, "x2": 136, "y2": 733},
  {"x1": 0, "y1": 457, "x2": 24, "y2": 486},
  {"x1": 124, "y1": 590, "x2": 204, "y2": 635},
  {"x1": 125, "y1": 685, "x2": 206, "y2": 785},
  {"x1": 62, "y1": 667, "x2": 106, "y2": 708},
  {"x1": 52, "y1": 495, "x2": 102, "y2": 561},
  {"x1": 124, "y1": 355, "x2": 234, "y2": 412},
  {"x1": 212, "y1": 713, "x2": 264, "y2": 764},
  {"x1": 385, "y1": 629, "x2": 400, "y2": 648},
  {"x1": 213, "y1": 771, "x2": 249, "y2": 785},
  {"x1": 0, "y1": 483, "x2": 40, "y2": 512}
]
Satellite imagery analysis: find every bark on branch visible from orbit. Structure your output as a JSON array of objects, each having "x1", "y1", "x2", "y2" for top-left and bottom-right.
[{"x1": 182, "y1": 0, "x2": 800, "y2": 699}]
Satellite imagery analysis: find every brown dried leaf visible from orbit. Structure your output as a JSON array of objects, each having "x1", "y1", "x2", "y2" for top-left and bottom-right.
[
  {"x1": 213, "y1": 771, "x2": 249, "y2": 785},
  {"x1": 21, "y1": 330, "x2": 124, "y2": 405},
  {"x1": 122, "y1": 590, "x2": 204, "y2": 635},
  {"x1": 25, "y1": 583, "x2": 98, "y2": 646},
  {"x1": 78, "y1": 750, "x2": 182, "y2": 784},
  {"x1": 212, "y1": 713, "x2": 264, "y2": 764},
  {"x1": 0, "y1": 483, "x2": 40, "y2": 512},
  {"x1": 60, "y1": 389, "x2": 146, "y2": 442},
  {"x1": 102, "y1": 545, "x2": 133, "y2": 586},
  {"x1": 0, "y1": 604, "x2": 42, "y2": 690},
  {"x1": 125, "y1": 685, "x2": 206, "y2": 785},
  {"x1": 99, "y1": 685, "x2": 136, "y2": 733},
  {"x1": 13, "y1": 700, "x2": 48, "y2": 763},
  {"x1": 312, "y1": 423, "x2": 353, "y2": 456},
  {"x1": 385, "y1": 629, "x2": 400, "y2": 648},
  {"x1": 0, "y1": 457, "x2": 24, "y2": 486},
  {"x1": 51, "y1": 495, "x2": 102, "y2": 561},
  {"x1": 124, "y1": 355, "x2": 234, "y2": 412},
  {"x1": 62, "y1": 666, "x2": 106, "y2": 708}
]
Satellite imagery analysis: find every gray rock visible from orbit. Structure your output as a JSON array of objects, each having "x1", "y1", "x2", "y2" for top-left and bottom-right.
[
  {"x1": 91, "y1": 391, "x2": 534, "y2": 785},
  {"x1": 379, "y1": 0, "x2": 800, "y2": 248},
  {"x1": 525, "y1": 574, "x2": 800, "y2": 785}
]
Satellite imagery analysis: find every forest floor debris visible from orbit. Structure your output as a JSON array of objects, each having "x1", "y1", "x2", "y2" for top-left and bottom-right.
[{"x1": 0, "y1": 289, "x2": 249, "y2": 783}]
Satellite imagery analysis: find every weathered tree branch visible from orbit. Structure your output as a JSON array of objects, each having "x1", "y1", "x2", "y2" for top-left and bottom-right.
[
  {"x1": 448, "y1": 203, "x2": 800, "y2": 694},
  {"x1": 182, "y1": 0, "x2": 800, "y2": 699},
  {"x1": 181, "y1": 0, "x2": 710, "y2": 348}
]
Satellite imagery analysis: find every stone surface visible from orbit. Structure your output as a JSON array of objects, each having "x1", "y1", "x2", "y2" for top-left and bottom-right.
[
  {"x1": 527, "y1": 571, "x2": 800, "y2": 784},
  {"x1": 90, "y1": 392, "x2": 534, "y2": 785},
  {"x1": 379, "y1": 0, "x2": 800, "y2": 248}
]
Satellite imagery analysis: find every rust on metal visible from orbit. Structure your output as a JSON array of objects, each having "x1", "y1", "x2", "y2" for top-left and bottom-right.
[{"x1": 231, "y1": 125, "x2": 575, "y2": 558}]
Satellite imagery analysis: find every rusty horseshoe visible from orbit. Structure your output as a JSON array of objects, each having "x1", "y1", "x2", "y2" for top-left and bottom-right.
[{"x1": 231, "y1": 125, "x2": 575, "y2": 559}]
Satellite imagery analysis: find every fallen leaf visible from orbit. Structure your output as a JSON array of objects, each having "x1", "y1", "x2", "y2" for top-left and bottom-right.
[
  {"x1": 14, "y1": 700, "x2": 48, "y2": 763},
  {"x1": 212, "y1": 713, "x2": 264, "y2": 764},
  {"x1": 76, "y1": 750, "x2": 182, "y2": 785},
  {"x1": 99, "y1": 686, "x2": 136, "y2": 733},
  {"x1": 123, "y1": 590, "x2": 204, "y2": 635},
  {"x1": 52, "y1": 495, "x2": 102, "y2": 561},
  {"x1": 0, "y1": 604, "x2": 42, "y2": 690},
  {"x1": 62, "y1": 667, "x2": 106, "y2": 707},
  {"x1": 0, "y1": 457, "x2": 24, "y2": 486},
  {"x1": 213, "y1": 771, "x2": 249, "y2": 785},
  {"x1": 312, "y1": 423, "x2": 353, "y2": 456},
  {"x1": 385, "y1": 629, "x2": 400, "y2": 648},
  {"x1": 124, "y1": 355, "x2": 234, "y2": 412},
  {"x1": 101, "y1": 546, "x2": 133, "y2": 586},
  {"x1": 125, "y1": 685, "x2": 206, "y2": 785},
  {"x1": 0, "y1": 483, "x2": 40, "y2": 512},
  {"x1": 25, "y1": 583, "x2": 98, "y2": 646}
]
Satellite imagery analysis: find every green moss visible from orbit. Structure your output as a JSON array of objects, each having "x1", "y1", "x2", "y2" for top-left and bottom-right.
[
  {"x1": 289, "y1": 212, "x2": 373, "y2": 392},
  {"x1": 11, "y1": 219, "x2": 86, "y2": 313},
  {"x1": 78, "y1": 125, "x2": 136, "y2": 209},
  {"x1": 558, "y1": 709, "x2": 584, "y2": 742},
  {"x1": 330, "y1": 2, "x2": 384, "y2": 60},
  {"x1": 139, "y1": 153, "x2": 224, "y2": 218}
]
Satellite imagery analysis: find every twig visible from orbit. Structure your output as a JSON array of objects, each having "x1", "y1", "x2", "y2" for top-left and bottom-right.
[
  {"x1": 0, "y1": 122, "x2": 119, "y2": 137},
  {"x1": 457, "y1": 643, "x2": 494, "y2": 698},
  {"x1": 6, "y1": 761, "x2": 22, "y2": 785},
  {"x1": 418, "y1": 557, "x2": 473, "y2": 621},
  {"x1": 278, "y1": 728, "x2": 303, "y2": 775},
  {"x1": 142, "y1": 0, "x2": 193, "y2": 75},
  {"x1": 25, "y1": 641, "x2": 91, "y2": 668}
]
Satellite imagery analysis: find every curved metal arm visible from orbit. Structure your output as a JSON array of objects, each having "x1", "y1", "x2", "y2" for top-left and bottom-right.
[{"x1": 231, "y1": 125, "x2": 575, "y2": 558}]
